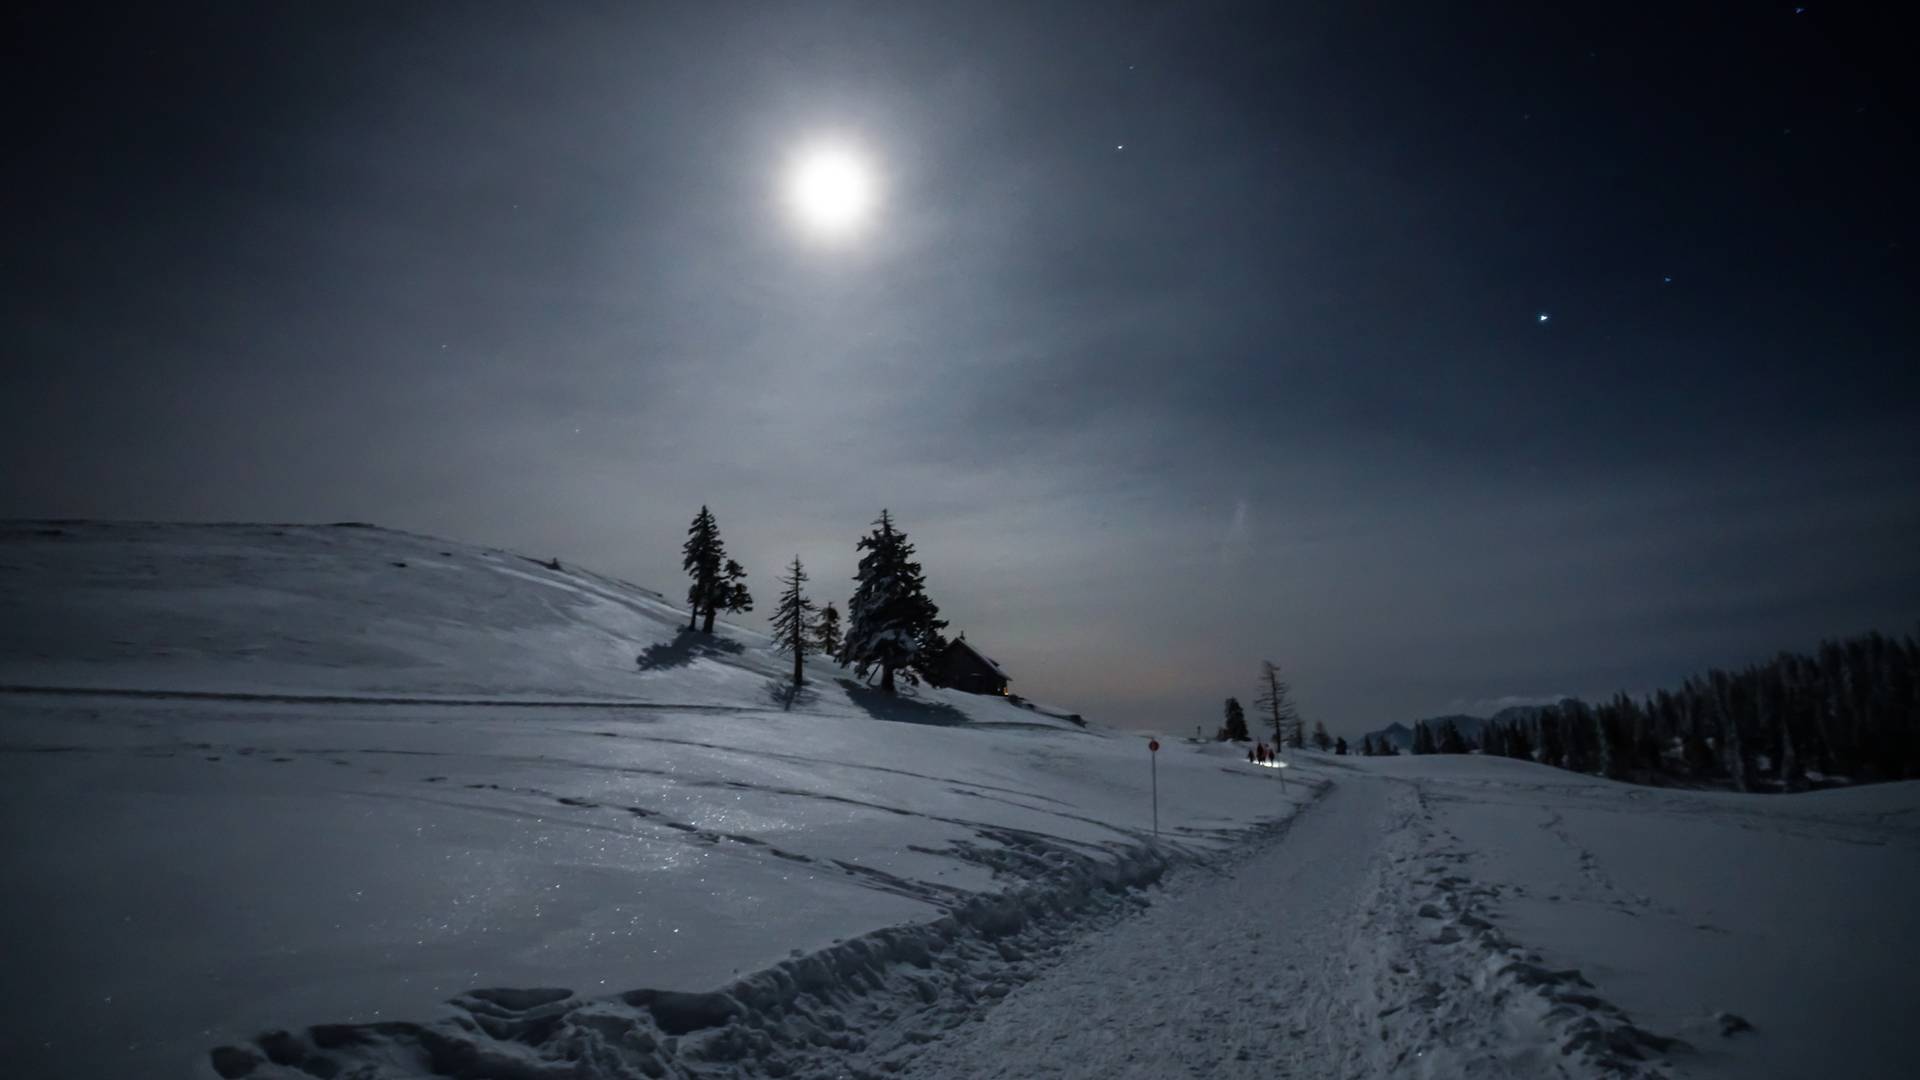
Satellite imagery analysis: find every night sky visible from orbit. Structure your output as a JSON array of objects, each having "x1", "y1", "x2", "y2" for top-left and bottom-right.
[{"x1": 3, "y1": 2, "x2": 1915, "y2": 733}]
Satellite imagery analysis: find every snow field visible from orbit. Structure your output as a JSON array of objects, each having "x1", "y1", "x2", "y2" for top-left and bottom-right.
[
  {"x1": 0, "y1": 696, "x2": 1327, "y2": 1079},
  {"x1": 4, "y1": 522, "x2": 1915, "y2": 1080},
  {"x1": 1350, "y1": 772, "x2": 1683, "y2": 1078},
  {"x1": 1350, "y1": 753, "x2": 1920, "y2": 1079}
]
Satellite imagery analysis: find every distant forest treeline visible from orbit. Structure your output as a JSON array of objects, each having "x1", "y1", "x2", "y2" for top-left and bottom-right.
[{"x1": 1408, "y1": 630, "x2": 1920, "y2": 791}]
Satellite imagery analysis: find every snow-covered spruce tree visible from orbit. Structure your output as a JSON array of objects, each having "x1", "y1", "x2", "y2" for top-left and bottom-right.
[
  {"x1": 811, "y1": 602, "x2": 843, "y2": 663},
  {"x1": 770, "y1": 556, "x2": 816, "y2": 687},
  {"x1": 1222, "y1": 697, "x2": 1250, "y2": 742},
  {"x1": 682, "y1": 506, "x2": 720, "y2": 631},
  {"x1": 682, "y1": 507, "x2": 754, "y2": 634},
  {"x1": 1254, "y1": 660, "x2": 1303, "y2": 748},
  {"x1": 1312, "y1": 721, "x2": 1332, "y2": 751},
  {"x1": 837, "y1": 510, "x2": 947, "y2": 694}
]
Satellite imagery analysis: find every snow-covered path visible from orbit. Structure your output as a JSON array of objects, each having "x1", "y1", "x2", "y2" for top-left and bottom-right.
[{"x1": 900, "y1": 775, "x2": 1392, "y2": 1079}]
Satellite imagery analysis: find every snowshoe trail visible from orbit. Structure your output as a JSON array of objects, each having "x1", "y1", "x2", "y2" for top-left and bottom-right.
[
  {"x1": 901, "y1": 772, "x2": 1684, "y2": 1080},
  {"x1": 899, "y1": 777, "x2": 1391, "y2": 1079}
]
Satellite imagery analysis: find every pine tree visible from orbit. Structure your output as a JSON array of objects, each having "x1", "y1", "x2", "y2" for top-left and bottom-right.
[
  {"x1": 1312, "y1": 721, "x2": 1333, "y2": 751},
  {"x1": 770, "y1": 556, "x2": 816, "y2": 686},
  {"x1": 811, "y1": 602, "x2": 843, "y2": 662},
  {"x1": 1505, "y1": 720, "x2": 1534, "y2": 761},
  {"x1": 1222, "y1": 697, "x2": 1250, "y2": 742},
  {"x1": 1485, "y1": 720, "x2": 1509, "y2": 757},
  {"x1": 709, "y1": 558, "x2": 752, "y2": 634},
  {"x1": 1541, "y1": 705, "x2": 1568, "y2": 768},
  {"x1": 1411, "y1": 721, "x2": 1435, "y2": 755},
  {"x1": 1717, "y1": 673, "x2": 1754, "y2": 792},
  {"x1": 1254, "y1": 661, "x2": 1304, "y2": 747},
  {"x1": 1681, "y1": 724, "x2": 1716, "y2": 779},
  {"x1": 1437, "y1": 720, "x2": 1468, "y2": 755},
  {"x1": 1360, "y1": 734, "x2": 1375, "y2": 756},
  {"x1": 1630, "y1": 702, "x2": 1663, "y2": 776},
  {"x1": 1563, "y1": 699, "x2": 1598, "y2": 774},
  {"x1": 1334, "y1": 736, "x2": 1348, "y2": 756},
  {"x1": 682, "y1": 506, "x2": 720, "y2": 632},
  {"x1": 838, "y1": 510, "x2": 947, "y2": 694},
  {"x1": 681, "y1": 507, "x2": 753, "y2": 634},
  {"x1": 1597, "y1": 695, "x2": 1634, "y2": 780}
]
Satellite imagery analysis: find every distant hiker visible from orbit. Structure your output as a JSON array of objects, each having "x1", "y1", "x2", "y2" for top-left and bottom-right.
[{"x1": 1248, "y1": 746, "x2": 1256, "y2": 763}]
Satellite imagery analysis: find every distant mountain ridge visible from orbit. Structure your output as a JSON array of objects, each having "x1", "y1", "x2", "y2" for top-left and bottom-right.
[{"x1": 1364, "y1": 704, "x2": 1562, "y2": 752}]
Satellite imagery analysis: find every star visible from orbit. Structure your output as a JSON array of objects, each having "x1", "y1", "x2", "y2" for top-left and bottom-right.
[
  {"x1": 1536, "y1": 312, "x2": 1551, "y2": 324},
  {"x1": 1116, "y1": 144, "x2": 1125, "y2": 151},
  {"x1": 1662, "y1": 275, "x2": 1673, "y2": 284}
]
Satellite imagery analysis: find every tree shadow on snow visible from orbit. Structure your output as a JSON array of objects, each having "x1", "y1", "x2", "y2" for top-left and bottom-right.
[
  {"x1": 838, "y1": 679, "x2": 968, "y2": 727},
  {"x1": 763, "y1": 678, "x2": 821, "y2": 713},
  {"x1": 635, "y1": 628, "x2": 746, "y2": 672}
]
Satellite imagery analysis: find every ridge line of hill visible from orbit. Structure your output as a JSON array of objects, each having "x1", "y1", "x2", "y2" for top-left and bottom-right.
[{"x1": 0, "y1": 684, "x2": 749, "y2": 710}]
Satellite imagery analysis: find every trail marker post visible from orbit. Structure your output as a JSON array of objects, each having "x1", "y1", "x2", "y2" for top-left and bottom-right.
[{"x1": 1148, "y1": 739, "x2": 1160, "y2": 837}]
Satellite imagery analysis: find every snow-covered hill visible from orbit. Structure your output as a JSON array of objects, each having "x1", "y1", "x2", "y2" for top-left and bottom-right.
[
  {"x1": 0, "y1": 520, "x2": 1060, "y2": 715},
  {"x1": 0, "y1": 521, "x2": 1313, "y2": 1079}
]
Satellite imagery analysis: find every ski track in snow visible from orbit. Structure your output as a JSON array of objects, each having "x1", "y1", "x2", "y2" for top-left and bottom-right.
[
  {"x1": 204, "y1": 796, "x2": 1251, "y2": 1080},
  {"x1": 211, "y1": 774, "x2": 1685, "y2": 1080},
  {"x1": 900, "y1": 774, "x2": 1683, "y2": 1080}
]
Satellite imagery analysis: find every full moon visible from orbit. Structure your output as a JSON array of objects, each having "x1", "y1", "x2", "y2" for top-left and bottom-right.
[{"x1": 784, "y1": 143, "x2": 878, "y2": 240}]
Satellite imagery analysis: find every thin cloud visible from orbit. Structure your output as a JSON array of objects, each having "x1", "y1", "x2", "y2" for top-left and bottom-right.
[
  {"x1": 1221, "y1": 498, "x2": 1252, "y2": 568},
  {"x1": 1448, "y1": 694, "x2": 1576, "y2": 715}
]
